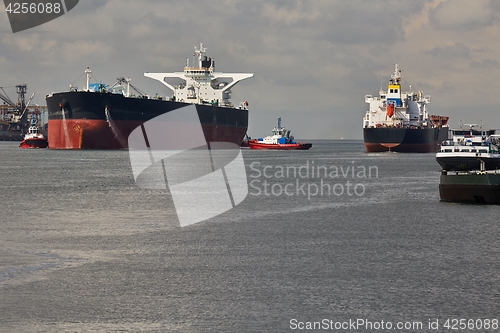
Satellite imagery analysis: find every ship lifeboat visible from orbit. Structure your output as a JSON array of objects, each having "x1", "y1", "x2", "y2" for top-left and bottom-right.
[{"x1": 387, "y1": 103, "x2": 395, "y2": 118}]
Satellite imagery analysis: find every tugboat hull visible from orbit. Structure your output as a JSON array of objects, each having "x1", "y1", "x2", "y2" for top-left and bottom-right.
[
  {"x1": 19, "y1": 138, "x2": 48, "y2": 149},
  {"x1": 249, "y1": 141, "x2": 312, "y2": 150}
]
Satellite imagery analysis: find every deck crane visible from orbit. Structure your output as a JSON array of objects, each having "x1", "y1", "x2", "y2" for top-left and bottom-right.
[{"x1": 108, "y1": 77, "x2": 147, "y2": 97}]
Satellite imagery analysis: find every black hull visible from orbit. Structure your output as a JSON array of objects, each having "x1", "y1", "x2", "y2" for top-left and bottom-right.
[
  {"x1": 436, "y1": 156, "x2": 500, "y2": 171},
  {"x1": 46, "y1": 91, "x2": 248, "y2": 149},
  {"x1": 440, "y1": 172, "x2": 500, "y2": 204},
  {"x1": 363, "y1": 127, "x2": 448, "y2": 153}
]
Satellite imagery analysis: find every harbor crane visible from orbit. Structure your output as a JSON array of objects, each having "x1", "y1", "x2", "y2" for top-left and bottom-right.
[{"x1": 0, "y1": 84, "x2": 35, "y2": 135}]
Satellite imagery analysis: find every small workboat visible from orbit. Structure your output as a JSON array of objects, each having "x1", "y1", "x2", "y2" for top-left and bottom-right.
[
  {"x1": 19, "y1": 120, "x2": 48, "y2": 149},
  {"x1": 249, "y1": 118, "x2": 312, "y2": 150}
]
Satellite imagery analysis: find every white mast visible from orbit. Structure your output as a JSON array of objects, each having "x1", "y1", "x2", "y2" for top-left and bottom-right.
[
  {"x1": 125, "y1": 77, "x2": 131, "y2": 98},
  {"x1": 194, "y1": 42, "x2": 206, "y2": 68},
  {"x1": 391, "y1": 63, "x2": 402, "y2": 83},
  {"x1": 84, "y1": 67, "x2": 92, "y2": 92}
]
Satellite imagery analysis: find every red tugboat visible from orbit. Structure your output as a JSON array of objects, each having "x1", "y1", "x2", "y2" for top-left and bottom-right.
[
  {"x1": 249, "y1": 118, "x2": 312, "y2": 150},
  {"x1": 19, "y1": 112, "x2": 48, "y2": 148}
]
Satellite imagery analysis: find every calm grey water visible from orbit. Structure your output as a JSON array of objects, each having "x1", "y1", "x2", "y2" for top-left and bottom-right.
[{"x1": 0, "y1": 140, "x2": 499, "y2": 332}]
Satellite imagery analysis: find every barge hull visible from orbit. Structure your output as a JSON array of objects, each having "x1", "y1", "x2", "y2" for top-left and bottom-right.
[{"x1": 439, "y1": 173, "x2": 500, "y2": 204}]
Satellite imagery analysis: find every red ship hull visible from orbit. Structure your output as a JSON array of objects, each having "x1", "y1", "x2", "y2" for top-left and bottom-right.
[
  {"x1": 249, "y1": 141, "x2": 312, "y2": 150},
  {"x1": 48, "y1": 119, "x2": 247, "y2": 149},
  {"x1": 49, "y1": 119, "x2": 137, "y2": 149},
  {"x1": 19, "y1": 138, "x2": 48, "y2": 149}
]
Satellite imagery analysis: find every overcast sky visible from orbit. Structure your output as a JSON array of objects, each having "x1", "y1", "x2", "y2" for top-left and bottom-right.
[{"x1": 1, "y1": 0, "x2": 499, "y2": 139}]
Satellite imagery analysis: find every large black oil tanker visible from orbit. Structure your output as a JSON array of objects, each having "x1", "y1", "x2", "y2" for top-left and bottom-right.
[{"x1": 46, "y1": 43, "x2": 253, "y2": 149}]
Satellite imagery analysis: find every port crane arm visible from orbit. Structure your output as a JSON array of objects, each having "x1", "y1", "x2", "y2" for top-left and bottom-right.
[
  {"x1": 18, "y1": 92, "x2": 35, "y2": 120},
  {"x1": 0, "y1": 87, "x2": 16, "y2": 108}
]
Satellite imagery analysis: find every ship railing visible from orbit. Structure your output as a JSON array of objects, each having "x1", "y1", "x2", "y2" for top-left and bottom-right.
[
  {"x1": 365, "y1": 95, "x2": 382, "y2": 102},
  {"x1": 221, "y1": 102, "x2": 234, "y2": 108},
  {"x1": 184, "y1": 67, "x2": 213, "y2": 75},
  {"x1": 450, "y1": 147, "x2": 489, "y2": 153}
]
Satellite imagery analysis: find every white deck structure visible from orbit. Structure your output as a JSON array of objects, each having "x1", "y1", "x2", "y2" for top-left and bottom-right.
[
  {"x1": 363, "y1": 64, "x2": 444, "y2": 129},
  {"x1": 145, "y1": 43, "x2": 253, "y2": 108}
]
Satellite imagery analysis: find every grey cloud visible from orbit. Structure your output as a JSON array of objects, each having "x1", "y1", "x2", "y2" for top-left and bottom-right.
[
  {"x1": 428, "y1": 42, "x2": 471, "y2": 59},
  {"x1": 429, "y1": 0, "x2": 498, "y2": 30},
  {"x1": 471, "y1": 58, "x2": 500, "y2": 68}
]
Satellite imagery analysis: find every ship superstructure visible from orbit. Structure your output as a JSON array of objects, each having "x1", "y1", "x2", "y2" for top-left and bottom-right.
[
  {"x1": 436, "y1": 125, "x2": 500, "y2": 171},
  {"x1": 145, "y1": 43, "x2": 252, "y2": 108},
  {"x1": 363, "y1": 64, "x2": 449, "y2": 152}
]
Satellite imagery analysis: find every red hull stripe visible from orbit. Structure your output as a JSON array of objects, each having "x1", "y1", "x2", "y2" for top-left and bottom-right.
[
  {"x1": 365, "y1": 142, "x2": 440, "y2": 153},
  {"x1": 48, "y1": 119, "x2": 247, "y2": 149}
]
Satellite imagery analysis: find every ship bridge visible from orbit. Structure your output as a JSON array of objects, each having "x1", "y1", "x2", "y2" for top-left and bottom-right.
[
  {"x1": 387, "y1": 63, "x2": 402, "y2": 107},
  {"x1": 145, "y1": 43, "x2": 253, "y2": 108}
]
